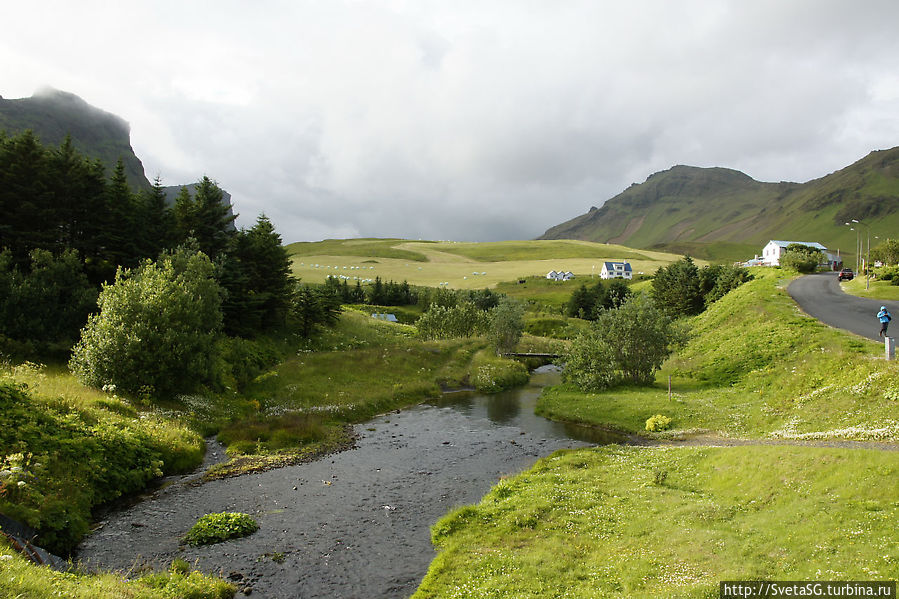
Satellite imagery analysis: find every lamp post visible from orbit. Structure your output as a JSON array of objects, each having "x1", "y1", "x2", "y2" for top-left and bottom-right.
[
  {"x1": 851, "y1": 219, "x2": 872, "y2": 290},
  {"x1": 846, "y1": 223, "x2": 859, "y2": 273}
]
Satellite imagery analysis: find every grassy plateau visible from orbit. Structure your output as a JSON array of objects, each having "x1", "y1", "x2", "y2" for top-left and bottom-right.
[{"x1": 287, "y1": 238, "x2": 692, "y2": 291}]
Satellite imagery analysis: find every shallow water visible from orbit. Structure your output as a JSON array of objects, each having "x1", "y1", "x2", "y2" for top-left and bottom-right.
[{"x1": 78, "y1": 366, "x2": 629, "y2": 598}]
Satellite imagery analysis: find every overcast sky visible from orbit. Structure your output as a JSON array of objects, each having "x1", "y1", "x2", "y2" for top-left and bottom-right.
[{"x1": 3, "y1": 1, "x2": 899, "y2": 243}]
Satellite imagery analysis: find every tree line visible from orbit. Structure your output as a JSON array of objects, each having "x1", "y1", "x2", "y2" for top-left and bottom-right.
[{"x1": 0, "y1": 130, "x2": 292, "y2": 367}]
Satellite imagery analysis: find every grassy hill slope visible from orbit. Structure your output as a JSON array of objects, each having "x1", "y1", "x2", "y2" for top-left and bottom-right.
[
  {"x1": 541, "y1": 148, "x2": 899, "y2": 262},
  {"x1": 0, "y1": 88, "x2": 151, "y2": 191}
]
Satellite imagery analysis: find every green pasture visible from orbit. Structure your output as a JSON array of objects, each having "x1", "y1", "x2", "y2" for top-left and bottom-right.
[
  {"x1": 288, "y1": 238, "x2": 692, "y2": 290},
  {"x1": 537, "y1": 268, "x2": 899, "y2": 441},
  {"x1": 840, "y1": 275, "x2": 899, "y2": 301},
  {"x1": 414, "y1": 445, "x2": 899, "y2": 598}
]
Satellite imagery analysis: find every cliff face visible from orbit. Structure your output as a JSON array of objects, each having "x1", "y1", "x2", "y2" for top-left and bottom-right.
[{"x1": 0, "y1": 88, "x2": 151, "y2": 191}]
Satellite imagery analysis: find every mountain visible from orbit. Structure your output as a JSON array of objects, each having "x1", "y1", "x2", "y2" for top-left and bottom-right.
[
  {"x1": 0, "y1": 88, "x2": 151, "y2": 191},
  {"x1": 540, "y1": 148, "x2": 899, "y2": 262}
]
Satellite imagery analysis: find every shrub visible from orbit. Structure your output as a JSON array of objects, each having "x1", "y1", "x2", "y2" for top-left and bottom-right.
[
  {"x1": 416, "y1": 302, "x2": 489, "y2": 340},
  {"x1": 487, "y1": 298, "x2": 525, "y2": 354},
  {"x1": 565, "y1": 294, "x2": 686, "y2": 391},
  {"x1": 0, "y1": 382, "x2": 203, "y2": 554},
  {"x1": 651, "y1": 256, "x2": 703, "y2": 317},
  {"x1": 0, "y1": 248, "x2": 97, "y2": 348},
  {"x1": 70, "y1": 248, "x2": 223, "y2": 399},
  {"x1": 469, "y1": 351, "x2": 529, "y2": 393},
  {"x1": 645, "y1": 414, "x2": 672, "y2": 432},
  {"x1": 779, "y1": 244, "x2": 823, "y2": 274},
  {"x1": 182, "y1": 512, "x2": 259, "y2": 546}
]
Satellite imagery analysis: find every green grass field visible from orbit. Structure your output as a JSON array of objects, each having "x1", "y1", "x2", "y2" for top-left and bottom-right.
[
  {"x1": 840, "y1": 275, "x2": 899, "y2": 301},
  {"x1": 413, "y1": 445, "x2": 899, "y2": 599},
  {"x1": 287, "y1": 238, "x2": 693, "y2": 290},
  {"x1": 537, "y1": 269, "x2": 899, "y2": 441}
]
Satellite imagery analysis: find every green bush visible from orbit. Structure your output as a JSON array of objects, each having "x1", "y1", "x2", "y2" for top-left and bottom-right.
[
  {"x1": 469, "y1": 351, "x2": 529, "y2": 393},
  {"x1": 0, "y1": 382, "x2": 203, "y2": 554},
  {"x1": 487, "y1": 298, "x2": 525, "y2": 354},
  {"x1": 183, "y1": 512, "x2": 259, "y2": 546},
  {"x1": 70, "y1": 249, "x2": 223, "y2": 399},
  {"x1": 565, "y1": 293, "x2": 686, "y2": 391},
  {"x1": 779, "y1": 244, "x2": 823, "y2": 274},
  {"x1": 0, "y1": 248, "x2": 98, "y2": 349},
  {"x1": 215, "y1": 335, "x2": 282, "y2": 391},
  {"x1": 416, "y1": 302, "x2": 489, "y2": 340},
  {"x1": 645, "y1": 414, "x2": 672, "y2": 432}
]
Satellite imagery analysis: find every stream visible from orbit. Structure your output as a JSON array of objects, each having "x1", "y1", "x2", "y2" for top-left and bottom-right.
[{"x1": 77, "y1": 366, "x2": 633, "y2": 598}]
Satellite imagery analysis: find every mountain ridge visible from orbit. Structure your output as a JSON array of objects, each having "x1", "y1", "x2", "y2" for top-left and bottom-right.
[{"x1": 540, "y1": 148, "x2": 899, "y2": 261}]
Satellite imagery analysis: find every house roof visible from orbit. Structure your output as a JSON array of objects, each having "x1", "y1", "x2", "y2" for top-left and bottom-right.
[
  {"x1": 768, "y1": 240, "x2": 828, "y2": 250},
  {"x1": 603, "y1": 261, "x2": 632, "y2": 271}
]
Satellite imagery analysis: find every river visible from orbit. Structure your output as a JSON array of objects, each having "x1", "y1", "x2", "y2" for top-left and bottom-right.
[{"x1": 78, "y1": 366, "x2": 631, "y2": 598}]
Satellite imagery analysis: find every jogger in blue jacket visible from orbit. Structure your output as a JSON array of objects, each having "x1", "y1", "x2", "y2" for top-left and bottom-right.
[{"x1": 877, "y1": 306, "x2": 892, "y2": 338}]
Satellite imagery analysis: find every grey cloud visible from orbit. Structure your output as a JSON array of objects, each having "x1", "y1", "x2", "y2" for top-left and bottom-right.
[{"x1": 4, "y1": 1, "x2": 899, "y2": 242}]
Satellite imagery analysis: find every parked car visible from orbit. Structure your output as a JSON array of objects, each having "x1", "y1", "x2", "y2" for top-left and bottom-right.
[{"x1": 838, "y1": 268, "x2": 854, "y2": 281}]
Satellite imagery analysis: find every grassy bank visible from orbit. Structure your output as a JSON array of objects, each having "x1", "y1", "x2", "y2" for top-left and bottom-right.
[
  {"x1": 538, "y1": 269, "x2": 899, "y2": 440},
  {"x1": 207, "y1": 310, "x2": 540, "y2": 477},
  {"x1": 413, "y1": 445, "x2": 899, "y2": 598},
  {"x1": 0, "y1": 541, "x2": 234, "y2": 598},
  {"x1": 840, "y1": 275, "x2": 899, "y2": 301},
  {"x1": 0, "y1": 364, "x2": 205, "y2": 555}
]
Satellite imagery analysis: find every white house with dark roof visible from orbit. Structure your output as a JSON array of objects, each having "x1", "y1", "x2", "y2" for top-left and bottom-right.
[
  {"x1": 761, "y1": 240, "x2": 831, "y2": 266},
  {"x1": 600, "y1": 262, "x2": 632, "y2": 280}
]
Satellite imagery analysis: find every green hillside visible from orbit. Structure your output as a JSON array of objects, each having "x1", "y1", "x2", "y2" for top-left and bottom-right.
[
  {"x1": 0, "y1": 88, "x2": 151, "y2": 191},
  {"x1": 540, "y1": 148, "x2": 899, "y2": 262}
]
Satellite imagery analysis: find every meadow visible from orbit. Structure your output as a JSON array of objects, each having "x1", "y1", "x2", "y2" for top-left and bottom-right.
[
  {"x1": 287, "y1": 238, "x2": 691, "y2": 291},
  {"x1": 840, "y1": 274, "x2": 899, "y2": 301},
  {"x1": 413, "y1": 445, "x2": 899, "y2": 598},
  {"x1": 538, "y1": 268, "x2": 899, "y2": 440}
]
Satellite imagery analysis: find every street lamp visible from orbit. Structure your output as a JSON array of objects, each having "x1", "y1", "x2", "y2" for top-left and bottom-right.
[
  {"x1": 846, "y1": 222, "x2": 859, "y2": 273},
  {"x1": 852, "y1": 219, "x2": 872, "y2": 290}
]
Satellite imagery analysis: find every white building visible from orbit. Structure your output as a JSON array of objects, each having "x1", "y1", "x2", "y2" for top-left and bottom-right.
[
  {"x1": 761, "y1": 240, "x2": 835, "y2": 267},
  {"x1": 600, "y1": 262, "x2": 633, "y2": 280},
  {"x1": 546, "y1": 270, "x2": 575, "y2": 281}
]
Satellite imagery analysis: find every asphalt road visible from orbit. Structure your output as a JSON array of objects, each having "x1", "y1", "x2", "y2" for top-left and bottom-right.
[{"x1": 787, "y1": 272, "x2": 899, "y2": 342}]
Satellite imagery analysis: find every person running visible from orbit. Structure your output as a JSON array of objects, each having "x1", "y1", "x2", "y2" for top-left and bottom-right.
[{"x1": 877, "y1": 306, "x2": 892, "y2": 338}]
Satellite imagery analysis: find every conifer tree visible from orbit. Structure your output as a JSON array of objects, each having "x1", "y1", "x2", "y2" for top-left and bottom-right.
[
  {"x1": 138, "y1": 176, "x2": 176, "y2": 258},
  {"x1": 101, "y1": 159, "x2": 139, "y2": 267}
]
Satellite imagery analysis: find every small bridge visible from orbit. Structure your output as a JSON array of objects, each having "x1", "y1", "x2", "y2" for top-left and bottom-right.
[{"x1": 501, "y1": 353, "x2": 561, "y2": 358}]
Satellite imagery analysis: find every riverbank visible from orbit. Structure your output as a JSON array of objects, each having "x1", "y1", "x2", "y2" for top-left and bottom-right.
[
  {"x1": 77, "y1": 376, "x2": 591, "y2": 598},
  {"x1": 413, "y1": 444, "x2": 899, "y2": 598}
]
